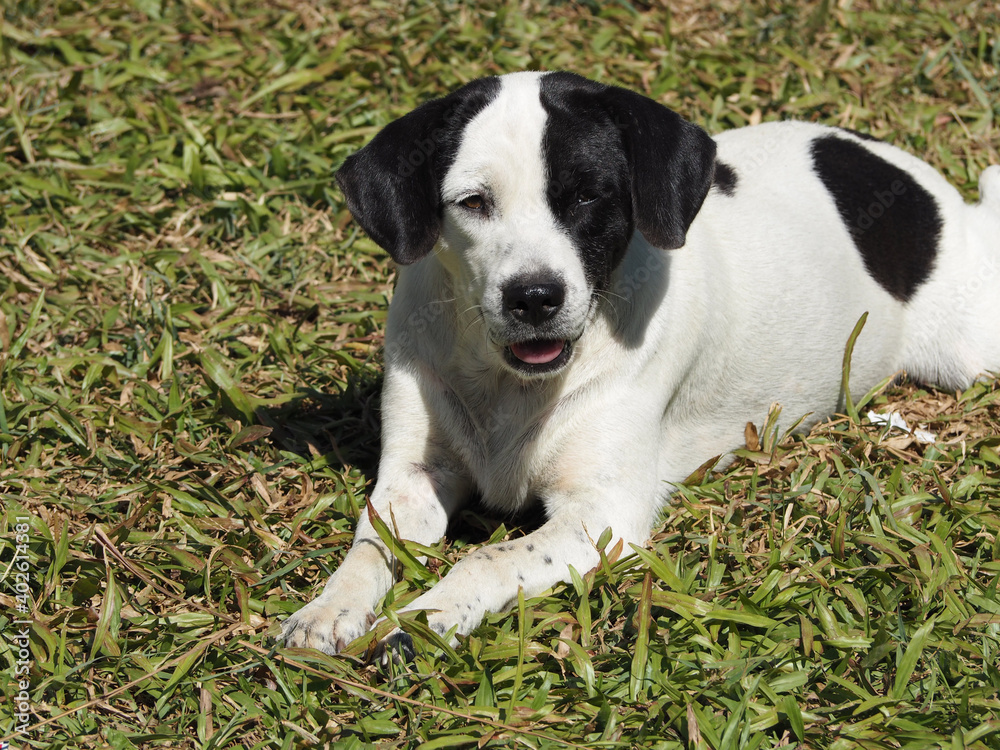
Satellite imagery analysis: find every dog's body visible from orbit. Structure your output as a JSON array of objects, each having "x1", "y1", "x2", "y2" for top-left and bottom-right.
[{"x1": 282, "y1": 71, "x2": 1000, "y2": 655}]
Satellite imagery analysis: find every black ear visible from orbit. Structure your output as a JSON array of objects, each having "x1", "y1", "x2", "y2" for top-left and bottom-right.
[
  {"x1": 603, "y1": 84, "x2": 717, "y2": 249},
  {"x1": 336, "y1": 78, "x2": 501, "y2": 265}
]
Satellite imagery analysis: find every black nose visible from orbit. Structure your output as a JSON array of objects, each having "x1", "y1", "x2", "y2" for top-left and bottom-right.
[{"x1": 502, "y1": 281, "x2": 565, "y2": 327}]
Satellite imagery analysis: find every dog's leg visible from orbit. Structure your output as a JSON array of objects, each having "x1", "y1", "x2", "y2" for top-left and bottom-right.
[
  {"x1": 379, "y1": 478, "x2": 659, "y2": 654},
  {"x1": 901, "y1": 164, "x2": 1000, "y2": 389},
  {"x1": 280, "y1": 350, "x2": 471, "y2": 657},
  {"x1": 973, "y1": 165, "x2": 1000, "y2": 376},
  {"x1": 280, "y1": 461, "x2": 468, "y2": 653}
]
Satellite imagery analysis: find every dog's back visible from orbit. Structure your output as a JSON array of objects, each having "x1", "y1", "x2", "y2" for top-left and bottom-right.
[{"x1": 703, "y1": 122, "x2": 1000, "y2": 393}]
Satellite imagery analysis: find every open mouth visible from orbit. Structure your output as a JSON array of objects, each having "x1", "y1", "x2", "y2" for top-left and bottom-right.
[{"x1": 504, "y1": 338, "x2": 573, "y2": 375}]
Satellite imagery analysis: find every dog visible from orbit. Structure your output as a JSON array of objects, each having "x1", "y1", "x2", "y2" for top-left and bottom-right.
[{"x1": 281, "y1": 71, "x2": 1000, "y2": 656}]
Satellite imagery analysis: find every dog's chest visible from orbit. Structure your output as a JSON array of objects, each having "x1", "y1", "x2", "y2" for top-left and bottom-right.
[{"x1": 437, "y1": 374, "x2": 563, "y2": 511}]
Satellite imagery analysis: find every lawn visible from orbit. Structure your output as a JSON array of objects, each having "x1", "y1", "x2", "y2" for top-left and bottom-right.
[{"x1": 1, "y1": 0, "x2": 999, "y2": 748}]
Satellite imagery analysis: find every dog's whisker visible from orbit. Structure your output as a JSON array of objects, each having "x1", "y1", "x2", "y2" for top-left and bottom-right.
[{"x1": 597, "y1": 289, "x2": 628, "y2": 305}]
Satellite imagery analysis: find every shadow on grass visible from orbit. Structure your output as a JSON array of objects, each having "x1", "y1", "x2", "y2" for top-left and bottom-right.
[{"x1": 260, "y1": 373, "x2": 384, "y2": 479}]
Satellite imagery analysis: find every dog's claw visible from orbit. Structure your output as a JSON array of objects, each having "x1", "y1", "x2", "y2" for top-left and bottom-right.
[
  {"x1": 280, "y1": 617, "x2": 342, "y2": 654},
  {"x1": 279, "y1": 599, "x2": 374, "y2": 655}
]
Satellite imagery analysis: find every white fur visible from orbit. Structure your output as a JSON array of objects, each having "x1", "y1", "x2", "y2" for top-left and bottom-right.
[
  {"x1": 281, "y1": 73, "x2": 1000, "y2": 655},
  {"x1": 440, "y1": 74, "x2": 594, "y2": 357}
]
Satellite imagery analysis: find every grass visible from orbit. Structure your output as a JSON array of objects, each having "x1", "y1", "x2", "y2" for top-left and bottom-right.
[{"x1": 1, "y1": 0, "x2": 999, "y2": 747}]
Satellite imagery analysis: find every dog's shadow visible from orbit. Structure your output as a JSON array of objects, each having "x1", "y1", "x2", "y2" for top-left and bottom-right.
[{"x1": 260, "y1": 372, "x2": 384, "y2": 479}]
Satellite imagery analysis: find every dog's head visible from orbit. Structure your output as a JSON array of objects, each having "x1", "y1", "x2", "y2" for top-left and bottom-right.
[{"x1": 337, "y1": 71, "x2": 716, "y2": 377}]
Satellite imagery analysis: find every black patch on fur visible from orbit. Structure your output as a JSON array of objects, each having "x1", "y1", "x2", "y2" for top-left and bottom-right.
[
  {"x1": 713, "y1": 160, "x2": 737, "y2": 196},
  {"x1": 336, "y1": 77, "x2": 501, "y2": 264},
  {"x1": 538, "y1": 75, "x2": 634, "y2": 289},
  {"x1": 810, "y1": 134, "x2": 941, "y2": 301},
  {"x1": 539, "y1": 72, "x2": 716, "y2": 288}
]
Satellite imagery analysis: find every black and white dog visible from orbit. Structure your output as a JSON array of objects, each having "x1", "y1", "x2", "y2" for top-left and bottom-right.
[{"x1": 282, "y1": 71, "x2": 1000, "y2": 655}]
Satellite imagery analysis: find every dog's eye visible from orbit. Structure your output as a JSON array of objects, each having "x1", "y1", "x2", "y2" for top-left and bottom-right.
[
  {"x1": 459, "y1": 195, "x2": 486, "y2": 211},
  {"x1": 575, "y1": 192, "x2": 598, "y2": 206}
]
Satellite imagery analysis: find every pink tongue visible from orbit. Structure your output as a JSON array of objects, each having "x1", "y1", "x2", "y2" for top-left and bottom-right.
[{"x1": 510, "y1": 340, "x2": 565, "y2": 365}]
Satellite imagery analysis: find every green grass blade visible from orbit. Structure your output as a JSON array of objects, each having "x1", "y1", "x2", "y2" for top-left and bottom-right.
[
  {"x1": 200, "y1": 348, "x2": 256, "y2": 425},
  {"x1": 629, "y1": 571, "x2": 652, "y2": 702},
  {"x1": 840, "y1": 312, "x2": 869, "y2": 422},
  {"x1": 364, "y1": 503, "x2": 431, "y2": 581},
  {"x1": 892, "y1": 616, "x2": 937, "y2": 700},
  {"x1": 7, "y1": 291, "x2": 45, "y2": 363}
]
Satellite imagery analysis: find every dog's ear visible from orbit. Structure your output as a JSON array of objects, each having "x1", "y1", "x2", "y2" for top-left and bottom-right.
[
  {"x1": 605, "y1": 86, "x2": 717, "y2": 250},
  {"x1": 336, "y1": 100, "x2": 446, "y2": 265},
  {"x1": 336, "y1": 79, "x2": 500, "y2": 265}
]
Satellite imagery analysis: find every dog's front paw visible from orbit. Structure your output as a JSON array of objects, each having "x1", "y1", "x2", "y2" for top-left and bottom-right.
[
  {"x1": 280, "y1": 598, "x2": 374, "y2": 654},
  {"x1": 371, "y1": 610, "x2": 463, "y2": 664},
  {"x1": 377, "y1": 628, "x2": 417, "y2": 665}
]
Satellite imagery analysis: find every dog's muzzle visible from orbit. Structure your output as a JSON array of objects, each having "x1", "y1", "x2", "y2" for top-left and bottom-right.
[{"x1": 498, "y1": 279, "x2": 576, "y2": 375}]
